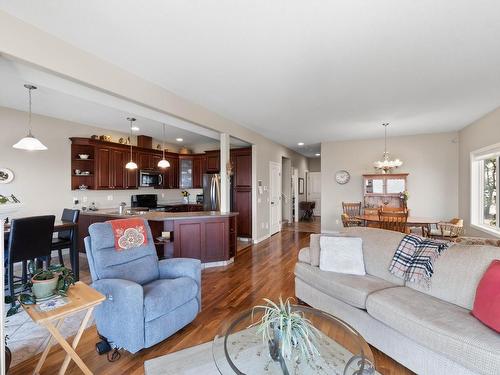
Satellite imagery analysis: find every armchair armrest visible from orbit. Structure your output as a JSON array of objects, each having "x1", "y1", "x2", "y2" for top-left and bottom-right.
[
  {"x1": 91, "y1": 279, "x2": 145, "y2": 353},
  {"x1": 158, "y1": 258, "x2": 201, "y2": 310}
]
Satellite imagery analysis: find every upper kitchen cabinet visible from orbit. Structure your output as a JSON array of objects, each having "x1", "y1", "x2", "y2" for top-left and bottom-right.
[
  {"x1": 96, "y1": 146, "x2": 130, "y2": 189},
  {"x1": 205, "y1": 150, "x2": 220, "y2": 173},
  {"x1": 179, "y1": 154, "x2": 204, "y2": 189}
]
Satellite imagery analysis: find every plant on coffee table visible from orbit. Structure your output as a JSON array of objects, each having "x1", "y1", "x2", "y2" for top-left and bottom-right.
[
  {"x1": 5, "y1": 262, "x2": 75, "y2": 317},
  {"x1": 252, "y1": 297, "x2": 321, "y2": 363}
]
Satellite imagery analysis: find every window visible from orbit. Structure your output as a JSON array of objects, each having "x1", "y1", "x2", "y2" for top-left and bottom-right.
[{"x1": 471, "y1": 144, "x2": 500, "y2": 236}]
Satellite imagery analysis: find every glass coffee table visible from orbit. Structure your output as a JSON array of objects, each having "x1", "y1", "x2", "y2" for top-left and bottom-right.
[{"x1": 212, "y1": 305, "x2": 376, "y2": 375}]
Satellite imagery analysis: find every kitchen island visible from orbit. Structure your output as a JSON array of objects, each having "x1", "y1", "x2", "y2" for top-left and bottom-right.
[{"x1": 79, "y1": 209, "x2": 238, "y2": 265}]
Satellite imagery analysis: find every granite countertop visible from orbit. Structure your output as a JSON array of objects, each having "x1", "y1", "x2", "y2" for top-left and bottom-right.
[{"x1": 80, "y1": 208, "x2": 238, "y2": 221}]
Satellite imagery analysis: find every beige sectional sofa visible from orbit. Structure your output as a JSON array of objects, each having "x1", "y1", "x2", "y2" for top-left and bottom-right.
[{"x1": 294, "y1": 227, "x2": 500, "y2": 375}]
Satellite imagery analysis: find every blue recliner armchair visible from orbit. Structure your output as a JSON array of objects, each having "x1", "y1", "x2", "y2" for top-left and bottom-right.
[{"x1": 84, "y1": 220, "x2": 201, "y2": 353}]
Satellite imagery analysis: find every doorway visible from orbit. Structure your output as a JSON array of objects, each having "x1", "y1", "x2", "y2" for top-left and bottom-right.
[
  {"x1": 269, "y1": 161, "x2": 282, "y2": 235},
  {"x1": 307, "y1": 172, "x2": 321, "y2": 216}
]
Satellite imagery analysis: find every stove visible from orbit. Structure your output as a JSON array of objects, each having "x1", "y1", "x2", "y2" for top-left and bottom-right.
[{"x1": 131, "y1": 194, "x2": 167, "y2": 211}]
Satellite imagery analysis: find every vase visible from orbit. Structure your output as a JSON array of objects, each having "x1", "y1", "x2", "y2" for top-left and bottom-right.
[
  {"x1": 183, "y1": 196, "x2": 189, "y2": 204},
  {"x1": 31, "y1": 276, "x2": 58, "y2": 299}
]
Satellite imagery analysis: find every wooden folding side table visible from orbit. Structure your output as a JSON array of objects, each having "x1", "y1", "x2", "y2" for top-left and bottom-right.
[{"x1": 22, "y1": 282, "x2": 105, "y2": 375}]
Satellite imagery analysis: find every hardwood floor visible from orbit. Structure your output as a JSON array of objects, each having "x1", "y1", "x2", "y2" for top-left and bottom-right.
[{"x1": 10, "y1": 221, "x2": 413, "y2": 375}]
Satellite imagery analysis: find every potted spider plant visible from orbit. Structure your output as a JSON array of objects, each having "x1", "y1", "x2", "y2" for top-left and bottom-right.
[
  {"x1": 252, "y1": 297, "x2": 321, "y2": 365},
  {"x1": 5, "y1": 262, "x2": 75, "y2": 317}
]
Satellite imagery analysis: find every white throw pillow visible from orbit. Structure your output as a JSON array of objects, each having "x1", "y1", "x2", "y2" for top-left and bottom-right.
[{"x1": 319, "y1": 236, "x2": 366, "y2": 275}]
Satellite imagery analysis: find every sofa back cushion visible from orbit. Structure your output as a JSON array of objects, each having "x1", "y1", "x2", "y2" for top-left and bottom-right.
[
  {"x1": 88, "y1": 221, "x2": 159, "y2": 285},
  {"x1": 406, "y1": 243, "x2": 500, "y2": 310},
  {"x1": 310, "y1": 228, "x2": 405, "y2": 285}
]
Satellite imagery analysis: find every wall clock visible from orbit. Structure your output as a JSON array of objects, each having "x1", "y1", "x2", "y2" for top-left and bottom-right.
[{"x1": 335, "y1": 170, "x2": 350, "y2": 185}]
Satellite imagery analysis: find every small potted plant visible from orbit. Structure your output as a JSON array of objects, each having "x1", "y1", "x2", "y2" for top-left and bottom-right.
[
  {"x1": 252, "y1": 297, "x2": 321, "y2": 365},
  {"x1": 5, "y1": 262, "x2": 75, "y2": 316},
  {"x1": 181, "y1": 190, "x2": 190, "y2": 204}
]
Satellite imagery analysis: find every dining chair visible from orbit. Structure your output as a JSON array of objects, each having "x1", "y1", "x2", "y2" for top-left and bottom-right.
[
  {"x1": 378, "y1": 210, "x2": 408, "y2": 233},
  {"x1": 50, "y1": 208, "x2": 80, "y2": 267},
  {"x1": 342, "y1": 202, "x2": 362, "y2": 227},
  {"x1": 428, "y1": 218, "x2": 464, "y2": 241},
  {"x1": 5, "y1": 215, "x2": 55, "y2": 306}
]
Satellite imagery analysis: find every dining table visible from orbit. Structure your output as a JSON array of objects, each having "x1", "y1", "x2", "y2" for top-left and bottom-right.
[
  {"x1": 3, "y1": 220, "x2": 80, "y2": 281},
  {"x1": 355, "y1": 214, "x2": 440, "y2": 236}
]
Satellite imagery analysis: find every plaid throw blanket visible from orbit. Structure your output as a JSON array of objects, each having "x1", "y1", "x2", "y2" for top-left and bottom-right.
[{"x1": 389, "y1": 234, "x2": 451, "y2": 288}]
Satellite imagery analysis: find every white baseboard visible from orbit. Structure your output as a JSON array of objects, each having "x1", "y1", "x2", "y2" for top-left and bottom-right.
[
  {"x1": 201, "y1": 258, "x2": 234, "y2": 269},
  {"x1": 253, "y1": 234, "x2": 270, "y2": 244}
]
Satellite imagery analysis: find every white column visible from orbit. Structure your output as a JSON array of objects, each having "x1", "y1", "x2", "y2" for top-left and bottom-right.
[{"x1": 220, "y1": 133, "x2": 231, "y2": 213}]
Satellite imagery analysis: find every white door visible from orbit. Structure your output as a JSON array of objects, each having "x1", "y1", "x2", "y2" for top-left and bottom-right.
[
  {"x1": 307, "y1": 172, "x2": 321, "y2": 216},
  {"x1": 269, "y1": 162, "x2": 282, "y2": 235}
]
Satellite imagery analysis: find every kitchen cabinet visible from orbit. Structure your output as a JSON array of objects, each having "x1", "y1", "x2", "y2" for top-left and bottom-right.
[
  {"x1": 179, "y1": 156, "x2": 193, "y2": 189},
  {"x1": 192, "y1": 155, "x2": 203, "y2": 188},
  {"x1": 205, "y1": 150, "x2": 220, "y2": 173},
  {"x1": 96, "y1": 147, "x2": 132, "y2": 189},
  {"x1": 231, "y1": 147, "x2": 252, "y2": 238}
]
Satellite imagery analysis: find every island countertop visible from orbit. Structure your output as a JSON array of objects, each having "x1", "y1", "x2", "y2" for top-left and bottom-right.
[{"x1": 80, "y1": 208, "x2": 238, "y2": 221}]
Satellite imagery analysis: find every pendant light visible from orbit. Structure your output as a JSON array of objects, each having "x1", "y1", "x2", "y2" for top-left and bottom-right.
[
  {"x1": 157, "y1": 123, "x2": 171, "y2": 169},
  {"x1": 125, "y1": 117, "x2": 138, "y2": 170},
  {"x1": 13, "y1": 84, "x2": 48, "y2": 151},
  {"x1": 373, "y1": 123, "x2": 403, "y2": 173}
]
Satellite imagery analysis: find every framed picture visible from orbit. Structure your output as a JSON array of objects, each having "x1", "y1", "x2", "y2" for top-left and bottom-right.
[{"x1": 298, "y1": 177, "x2": 304, "y2": 195}]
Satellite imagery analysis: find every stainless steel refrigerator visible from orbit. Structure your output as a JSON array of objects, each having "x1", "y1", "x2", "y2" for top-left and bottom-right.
[{"x1": 203, "y1": 173, "x2": 221, "y2": 211}]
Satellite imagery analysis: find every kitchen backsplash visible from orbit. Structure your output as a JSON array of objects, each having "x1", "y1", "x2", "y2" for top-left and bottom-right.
[{"x1": 72, "y1": 188, "x2": 203, "y2": 210}]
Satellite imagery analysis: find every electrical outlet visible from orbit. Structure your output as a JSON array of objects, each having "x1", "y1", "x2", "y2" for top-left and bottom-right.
[
  {"x1": 82, "y1": 196, "x2": 88, "y2": 203},
  {"x1": 107, "y1": 195, "x2": 113, "y2": 201}
]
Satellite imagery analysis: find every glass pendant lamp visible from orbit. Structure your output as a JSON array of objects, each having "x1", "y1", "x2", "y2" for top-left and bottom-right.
[
  {"x1": 157, "y1": 123, "x2": 170, "y2": 168},
  {"x1": 13, "y1": 84, "x2": 48, "y2": 150},
  {"x1": 125, "y1": 117, "x2": 138, "y2": 170}
]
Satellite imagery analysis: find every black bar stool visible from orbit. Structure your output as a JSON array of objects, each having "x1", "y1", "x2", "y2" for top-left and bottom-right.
[
  {"x1": 50, "y1": 209, "x2": 80, "y2": 267},
  {"x1": 5, "y1": 215, "x2": 55, "y2": 306}
]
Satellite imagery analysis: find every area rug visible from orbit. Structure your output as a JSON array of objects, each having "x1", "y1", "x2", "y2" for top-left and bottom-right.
[{"x1": 144, "y1": 327, "x2": 380, "y2": 375}]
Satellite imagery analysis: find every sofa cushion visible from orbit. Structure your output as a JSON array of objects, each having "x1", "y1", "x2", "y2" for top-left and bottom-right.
[
  {"x1": 405, "y1": 243, "x2": 500, "y2": 310},
  {"x1": 294, "y1": 262, "x2": 397, "y2": 309},
  {"x1": 298, "y1": 247, "x2": 311, "y2": 264},
  {"x1": 88, "y1": 222, "x2": 159, "y2": 285},
  {"x1": 366, "y1": 287, "x2": 500, "y2": 375},
  {"x1": 143, "y1": 277, "x2": 198, "y2": 322}
]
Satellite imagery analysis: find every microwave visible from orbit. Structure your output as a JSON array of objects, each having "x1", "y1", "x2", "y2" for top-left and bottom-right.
[{"x1": 139, "y1": 170, "x2": 163, "y2": 187}]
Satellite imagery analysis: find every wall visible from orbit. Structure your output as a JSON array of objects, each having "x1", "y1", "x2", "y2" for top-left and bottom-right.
[
  {"x1": 0, "y1": 107, "x2": 201, "y2": 218},
  {"x1": 458, "y1": 106, "x2": 500, "y2": 237},
  {"x1": 321, "y1": 132, "x2": 459, "y2": 232},
  {"x1": 308, "y1": 157, "x2": 321, "y2": 172}
]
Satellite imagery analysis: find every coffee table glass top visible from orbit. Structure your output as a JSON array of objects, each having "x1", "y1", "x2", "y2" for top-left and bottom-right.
[{"x1": 212, "y1": 305, "x2": 376, "y2": 375}]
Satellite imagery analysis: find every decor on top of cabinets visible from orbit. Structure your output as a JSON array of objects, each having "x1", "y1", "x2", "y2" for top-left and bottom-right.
[
  {"x1": 373, "y1": 123, "x2": 402, "y2": 174},
  {"x1": 0, "y1": 168, "x2": 14, "y2": 184},
  {"x1": 12, "y1": 84, "x2": 48, "y2": 151},
  {"x1": 125, "y1": 117, "x2": 138, "y2": 170},
  {"x1": 335, "y1": 170, "x2": 350, "y2": 185}
]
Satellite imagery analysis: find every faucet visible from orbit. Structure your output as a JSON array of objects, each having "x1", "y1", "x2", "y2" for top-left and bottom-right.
[{"x1": 118, "y1": 202, "x2": 127, "y2": 215}]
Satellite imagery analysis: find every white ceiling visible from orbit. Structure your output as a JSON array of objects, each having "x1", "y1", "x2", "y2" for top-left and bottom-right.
[
  {"x1": 2, "y1": 1, "x2": 500, "y2": 157},
  {"x1": 0, "y1": 58, "x2": 249, "y2": 148}
]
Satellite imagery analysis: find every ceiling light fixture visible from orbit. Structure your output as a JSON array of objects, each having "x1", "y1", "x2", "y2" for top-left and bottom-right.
[
  {"x1": 373, "y1": 123, "x2": 402, "y2": 174},
  {"x1": 125, "y1": 117, "x2": 138, "y2": 170},
  {"x1": 297, "y1": 142, "x2": 304, "y2": 146},
  {"x1": 13, "y1": 84, "x2": 48, "y2": 151},
  {"x1": 176, "y1": 138, "x2": 183, "y2": 142},
  {"x1": 158, "y1": 123, "x2": 171, "y2": 169},
  {"x1": 315, "y1": 153, "x2": 321, "y2": 157}
]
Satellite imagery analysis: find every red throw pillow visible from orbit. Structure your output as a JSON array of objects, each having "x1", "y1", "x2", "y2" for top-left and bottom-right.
[
  {"x1": 472, "y1": 260, "x2": 500, "y2": 332},
  {"x1": 107, "y1": 218, "x2": 148, "y2": 251}
]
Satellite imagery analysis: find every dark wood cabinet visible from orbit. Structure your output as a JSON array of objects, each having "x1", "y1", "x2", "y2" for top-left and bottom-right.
[
  {"x1": 111, "y1": 149, "x2": 126, "y2": 189},
  {"x1": 96, "y1": 147, "x2": 111, "y2": 189},
  {"x1": 205, "y1": 150, "x2": 220, "y2": 173},
  {"x1": 96, "y1": 147, "x2": 130, "y2": 189},
  {"x1": 231, "y1": 147, "x2": 252, "y2": 238},
  {"x1": 192, "y1": 155, "x2": 203, "y2": 188}
]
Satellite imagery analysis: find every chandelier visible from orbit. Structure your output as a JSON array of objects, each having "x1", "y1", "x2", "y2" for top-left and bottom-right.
[{"x1": 373, "y1": 123, "x2": 402, "y2": 173}]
